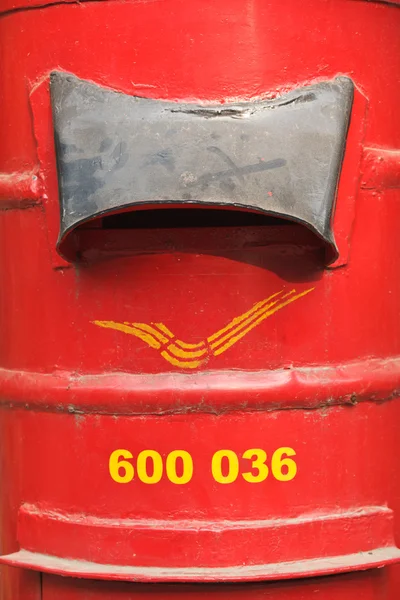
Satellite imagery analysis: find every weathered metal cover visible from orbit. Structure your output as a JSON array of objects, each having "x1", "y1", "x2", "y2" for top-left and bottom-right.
[{"x1": 51, "y1": 73, "x2": 353, "y2": 261}]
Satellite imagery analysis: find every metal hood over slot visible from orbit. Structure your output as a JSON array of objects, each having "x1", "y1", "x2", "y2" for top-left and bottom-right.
[{"x1": 50, "y1": 72, "x2": 354, "y2": 262}]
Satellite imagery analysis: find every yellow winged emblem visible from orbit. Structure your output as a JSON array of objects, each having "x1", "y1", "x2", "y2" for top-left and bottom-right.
[{"x1": 93, "y1": 287, "x2": 313, "y2": 369}]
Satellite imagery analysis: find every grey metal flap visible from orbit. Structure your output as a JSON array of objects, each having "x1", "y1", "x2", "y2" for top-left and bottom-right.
[{"x1": 50, "y1": 72, "x2": 353, "y2": 262}]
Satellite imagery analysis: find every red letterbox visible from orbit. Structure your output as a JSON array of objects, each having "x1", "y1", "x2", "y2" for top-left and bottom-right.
[{"x1": 0, "y1": 0, "x2": 400, "y2": 598}]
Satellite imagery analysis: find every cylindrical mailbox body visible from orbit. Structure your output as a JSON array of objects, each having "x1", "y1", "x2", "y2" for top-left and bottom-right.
[{"x1": 0, "y1": 0, "x2": 400, "y2": 598}]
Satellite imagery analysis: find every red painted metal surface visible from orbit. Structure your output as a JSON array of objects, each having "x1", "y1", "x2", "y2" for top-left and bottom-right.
[
  {"x1": 38, "y1": 569, "x2": 400, "y2": 600},
  {"x1": 0, "y1": 0, "x2": 400, "y2": 598}
]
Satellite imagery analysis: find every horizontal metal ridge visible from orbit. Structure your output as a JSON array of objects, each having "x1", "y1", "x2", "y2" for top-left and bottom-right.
[
  {"x1": 2, "y1": 547, "x2": 400, "y2": 583},
  {"x1": 0, "y1": 355, "x2": 399, "y2": 414}
]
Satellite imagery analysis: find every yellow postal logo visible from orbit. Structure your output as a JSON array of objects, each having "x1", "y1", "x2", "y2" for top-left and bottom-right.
[{"x1": 93, "y1": 288, "x2": 313, "y2": 369}]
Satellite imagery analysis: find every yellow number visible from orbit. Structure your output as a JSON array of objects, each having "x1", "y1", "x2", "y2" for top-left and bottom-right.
[
  {"x1": 211, "y1": 449, "x2": 239, "y2": 484},
  {"x1": 109, "y1": 449, "x2": 134, "y2": 484},
  {"x1": 166, "y1": 450, "x2": 193, "y2": 484},
  {"x1": 109, "y1": 447, "x2": 296, "y2": 485},
  {"x1": 137, "y1": 450, "x2": 163, "y2": 484},
  {"x1": 271, "y1": 447, "x2": 297, "y2": 481},
  {"x1": 242, "y1": 448, "x2": 269, "y2": 483}
]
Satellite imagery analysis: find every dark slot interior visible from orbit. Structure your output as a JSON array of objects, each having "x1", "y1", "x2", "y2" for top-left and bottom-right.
[{"x1": 102, "y1": 208, "x2": 294, "y2": 229}]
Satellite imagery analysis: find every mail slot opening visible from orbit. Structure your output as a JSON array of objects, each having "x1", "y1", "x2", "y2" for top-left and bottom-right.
[
  {"x1": 101, "y1": 207, "x2": 295, "y2": 229},
  {"x1": 66, "y1": 204, "x2": 330, "y2": 265}
]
